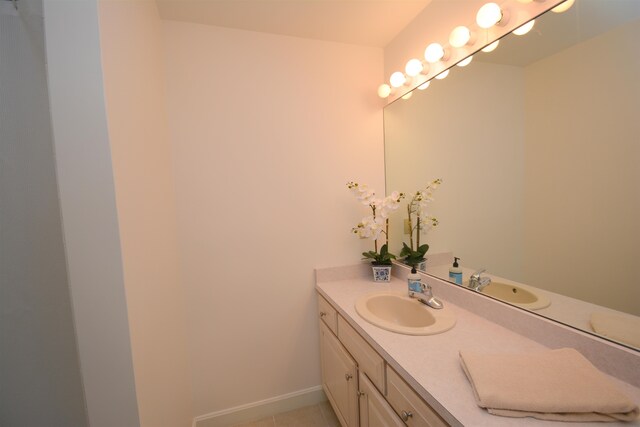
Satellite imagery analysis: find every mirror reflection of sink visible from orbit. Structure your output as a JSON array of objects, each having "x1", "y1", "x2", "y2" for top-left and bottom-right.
[
  {"x1": 473, "y1": 281, "x2": 550, "y2": 310},
  {"x1": 355, "y1": 291, "x2": 456, "y2": 335}
]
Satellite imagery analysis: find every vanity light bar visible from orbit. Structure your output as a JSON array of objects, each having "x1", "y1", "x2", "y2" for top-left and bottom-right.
[
  {"x1": 476, "y1": 3, "x2": 506, "y2": 29},
  {"x1": 552, "y1": 0, "x2": 574, "y2": 13},
  {"x1": 513, "y1": 19, "x2": 536, "y2": 35},
  {"x1": 377, "y1": 0, "x2": 575, "y2": 100}
]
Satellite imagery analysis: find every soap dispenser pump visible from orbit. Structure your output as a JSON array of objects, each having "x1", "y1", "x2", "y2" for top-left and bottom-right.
[{"x1": 449, "y1": 257, "x2": 462, "y2": 285}]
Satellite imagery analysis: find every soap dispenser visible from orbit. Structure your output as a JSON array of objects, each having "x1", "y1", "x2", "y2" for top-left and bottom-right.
[
  {"x1": 449, "y1": 257, "x2": 462, "y2": 285},
  {"x1": 408, "y1": 266, "x2": 422, "y2": 294}
]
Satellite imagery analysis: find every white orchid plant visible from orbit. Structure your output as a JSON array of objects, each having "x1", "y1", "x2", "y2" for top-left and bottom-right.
[
  {"x1": 347, "y1": 181, "x2": 404, "y2": 265},
  {"x1": 400, "y1": 178, "x2": 442, "y2": 267}
]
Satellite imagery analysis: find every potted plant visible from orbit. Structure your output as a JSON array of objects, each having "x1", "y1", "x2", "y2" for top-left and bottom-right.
[
  {"x1": 362, "y1": 243, "x2": 396, "y2": 282},
  {"x1": 400, "y1": 242, "x2": 430, "y2": 270},
  {"x1": 402, "y1": 178, "x2": 442, "y2": 271},
  {"x1": 347, "y1": 181, "x2": 404, "y2": 282}
]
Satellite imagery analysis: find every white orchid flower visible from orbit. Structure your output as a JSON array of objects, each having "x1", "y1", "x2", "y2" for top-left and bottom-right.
[
  {"x1": 379, "y1": 191, "x2": 405, "y2": 218},
  {"x1": 352, "y1": 224, "x2": 372, "y2": 239}
]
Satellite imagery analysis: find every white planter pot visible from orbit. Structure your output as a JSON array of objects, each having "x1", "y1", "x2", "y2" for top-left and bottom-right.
[{"x1": 371, "y1": 265, "x2": 392, "y2": 282}]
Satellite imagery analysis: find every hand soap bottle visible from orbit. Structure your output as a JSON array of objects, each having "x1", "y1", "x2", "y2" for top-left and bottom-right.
[
  {"x1": 449, "y1": 257, "x2": 462, "y2": 285},
  {"x1": 408, "y1": 266, "x2": 422, "y2": 294}
]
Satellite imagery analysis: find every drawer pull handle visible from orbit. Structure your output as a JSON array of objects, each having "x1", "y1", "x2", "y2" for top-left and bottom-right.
[
  {"x1": 401, "y1": 410, "x2": 413, "y2": 422},
  {"x1": 319, "y1": 311, "x2": 327, "y2": 318},
  {"x1": 345, "y1": 373, "x2": 353, "y2": 381},
  {"x1": 357, "y1": 391, "x2": 365, "y2": 397}
]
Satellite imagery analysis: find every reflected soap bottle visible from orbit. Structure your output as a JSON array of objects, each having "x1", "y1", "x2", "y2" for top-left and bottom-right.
[
  {"x1": 408, "y1": 267, "x2": 422, "y2": 294},
  {"x1": 449, "y1": 257, "x2": 463, "y2": 285}
]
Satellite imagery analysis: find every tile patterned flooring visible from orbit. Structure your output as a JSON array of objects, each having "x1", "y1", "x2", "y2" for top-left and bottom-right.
[{"x1": 230, "y1": 401, "x2": 340, "y2": 427}]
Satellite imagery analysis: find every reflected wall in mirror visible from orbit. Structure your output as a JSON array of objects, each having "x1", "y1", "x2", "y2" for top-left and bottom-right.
[{"x1": 384, "y1": 0, "x2": 640, "y2": 349}]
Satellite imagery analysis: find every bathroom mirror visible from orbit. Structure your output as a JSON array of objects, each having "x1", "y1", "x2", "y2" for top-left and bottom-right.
[{"x1": 384, "y1": 0, "x2": 640, "y2": 349}]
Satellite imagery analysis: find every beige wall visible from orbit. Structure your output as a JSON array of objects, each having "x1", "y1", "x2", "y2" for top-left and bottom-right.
[
  {"x1": 98, "y1": 2, "x2": 194, "y2": 426},
  {"x1": 523, "y1": 18, "x2": 640, "y2": 314},
  {"x1": 162, "y1": 21, "x2": 384, "y2": 417}
]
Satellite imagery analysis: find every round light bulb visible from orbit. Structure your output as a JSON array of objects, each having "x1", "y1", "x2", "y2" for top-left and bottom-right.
[
  {"x1": 402, "y1": 91, "x2": 413, "y2": 100},
  {"x1": 377, "y1": 83, "x2": 391, "y2": 98},
  {"x1": 435, "y1": 69, "x2": 450, "y2": 80},
  {"x1": 457, "y1": 56, "x2": 473, "y2": 67},
  {"x1": 417, "y1": 81, "x2": 430, "y2": 90},
  {"x1": 513, "y1": 19, "x2": 535, "y2": 35},
  {"x1": 449, "y1": 26, "x2": 471, "y2": 48},
  {"x1": 481, "y1": 40, "x2": 500, "y2": 53},
  {"x1": 389, "y1": 71, "x2": 406, "y2": 88},
  {"x1": 424, "y1": 43, "x2": 445, "y2": 63},
  {"x1": 552, "y1": 0, "x2": 575, "y2": 13},
  {"x1": 476, "y1": 3, "x2": 503, "y2": 29},
  {"x1": 405, "y1": 59, "x2": 424, "y2": 77}
]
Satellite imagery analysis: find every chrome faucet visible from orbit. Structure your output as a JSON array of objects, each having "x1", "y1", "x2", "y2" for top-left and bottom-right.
[
  {"x1": 468, "y1": 269, "x2": 491, "y2": 292},
  {"x1": 409, "y1": 282, "x2": 443, "y2": 309}
]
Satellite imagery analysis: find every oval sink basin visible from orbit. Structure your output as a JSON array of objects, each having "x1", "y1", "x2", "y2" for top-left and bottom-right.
[
  {"x1": 355, "y1": 291, "x2": 456, "y2": 335},
  {"x1": 479, "y1": 281, "x2": 550, "y2": 310}
]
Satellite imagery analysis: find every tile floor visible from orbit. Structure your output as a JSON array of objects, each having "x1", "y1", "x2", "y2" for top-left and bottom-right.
[{"x1": 230, "y1": 401, "x2": 340, "y2": 427}]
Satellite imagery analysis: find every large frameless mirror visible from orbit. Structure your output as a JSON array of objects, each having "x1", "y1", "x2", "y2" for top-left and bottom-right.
[{"x1": 384, "y1": 0, "x2": 640, "y2": 350}]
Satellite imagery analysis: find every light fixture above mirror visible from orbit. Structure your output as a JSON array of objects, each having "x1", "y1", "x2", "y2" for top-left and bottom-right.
[{"x1": 378, "y1": 0, "x2": 574, "y2": 101}]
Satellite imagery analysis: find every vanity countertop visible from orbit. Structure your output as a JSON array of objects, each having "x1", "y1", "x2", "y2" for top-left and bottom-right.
[{"x1": 316, "y1": 273, "x2": 640, "y2": 427}]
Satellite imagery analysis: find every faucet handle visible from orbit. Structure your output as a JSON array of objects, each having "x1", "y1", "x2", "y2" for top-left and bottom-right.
[{"x1": 471, "y1": 269, "x2": 486, "y2": 279}]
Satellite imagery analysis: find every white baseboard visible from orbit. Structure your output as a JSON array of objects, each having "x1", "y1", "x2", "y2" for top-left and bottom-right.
[{"x1": 193, "y1": 385, "x2": 327, "y2": 427}]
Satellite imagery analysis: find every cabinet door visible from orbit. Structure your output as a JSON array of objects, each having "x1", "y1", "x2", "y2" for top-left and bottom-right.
[
  {"x1": 359, "y1": 372, "x2": 405, "y2": 427},
  {"x1": 320, "y1": 322, "x2": 359, "y2": 427}
]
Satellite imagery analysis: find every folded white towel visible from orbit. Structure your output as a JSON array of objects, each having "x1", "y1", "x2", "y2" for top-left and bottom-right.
[{"x1": 460, "y1": 348, "x2": 639, "y2": 422}]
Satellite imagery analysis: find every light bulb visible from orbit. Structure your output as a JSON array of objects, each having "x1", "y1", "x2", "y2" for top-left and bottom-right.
[
  {"x1": 513, "y1": 19, "x2": 535, "y2": 35},
  {"x1": 377, "y1": 84, "x2": 391, "y2": 99},
  {"x1": 389, "y1": 71, "x2": 406, "y2": 88},
  {"x1": 476, "y1": 3, "x2": 503, "y2": 29},
  {"x1": 457, "y1": 56, "x2": 473, "y2": 67},
  {"x1": 481, "y1": 40, "x2": 499, "y2": 53},
  {"x1": 402, "y1": 91, "x2": 413, "y2": 100},
  {"x1": 552, "y1": 0, "x2": 575, "y2": 13},
  {"x1": 449, "y1": 26, "x2": 471, "y2": 48},
  {"x1": 405, "y1": 59, "x2": 424, "y2": 77},
  {"x1": 435, "y1": 69, "x2": 450, "y2": 80},
  {"x1": 424, "y1": 43, "x2": 445, "y2": 63},
  {"x1": 417, "y1": 81, "x2": 430, "y2": 90}
]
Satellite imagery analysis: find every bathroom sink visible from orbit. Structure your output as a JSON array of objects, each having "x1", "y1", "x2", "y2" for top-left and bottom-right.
[
  {"x1": 478, "y1": 281, "x2": 550, "y2": 310},
  {"x1": 355, "y1": 291, "x2": 456, "y2": 335}
]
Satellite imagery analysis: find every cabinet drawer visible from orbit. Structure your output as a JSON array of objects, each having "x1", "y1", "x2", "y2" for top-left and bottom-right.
[
  {"x1": 318, "y1": 294, "x2": 338, "y2": 334},
  {"x1": 386, "y1": 366, "x2": 448, "y2": 427},
  {"x1": 338, "y1": 315, "x2": 385, "y2": 393}
]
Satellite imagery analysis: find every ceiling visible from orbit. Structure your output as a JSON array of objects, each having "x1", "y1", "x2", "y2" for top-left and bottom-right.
[{"x1": 155, "y1": 0, "x2": 431, "y2": 48}]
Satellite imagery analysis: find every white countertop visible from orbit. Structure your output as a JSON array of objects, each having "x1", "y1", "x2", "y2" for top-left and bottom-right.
[{"x1": 316, "y1": 275, "x2": 640, "y2": 427}]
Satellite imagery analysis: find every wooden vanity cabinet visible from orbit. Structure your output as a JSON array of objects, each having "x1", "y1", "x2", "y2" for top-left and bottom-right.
[{"x1": 318, "y1": 293, "x2": 450, "y2": 427}]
